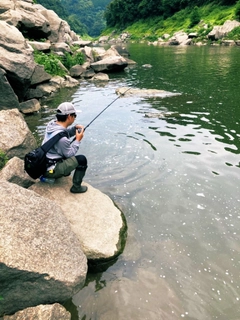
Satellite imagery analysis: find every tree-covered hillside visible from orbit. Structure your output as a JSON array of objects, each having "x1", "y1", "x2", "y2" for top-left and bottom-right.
[
  {"x1": 105, "y1": 0, "x2": 238, "y2": 28},
  {"x1": 36, "y1": 0, "x2": 240, "y2": 39},
  {"x1": 36, "y1": 0, "x2": 111, "y2": 36}
]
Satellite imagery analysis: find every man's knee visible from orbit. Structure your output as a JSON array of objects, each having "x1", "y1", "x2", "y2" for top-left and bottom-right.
[{"x1": 75, "y1": 155, "x2": 87, "y2": 167}]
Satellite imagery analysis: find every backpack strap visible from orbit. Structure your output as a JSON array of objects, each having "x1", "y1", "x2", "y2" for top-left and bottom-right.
[{"x1": 41, "y1": 131, "x2": 67, "y2": 153}]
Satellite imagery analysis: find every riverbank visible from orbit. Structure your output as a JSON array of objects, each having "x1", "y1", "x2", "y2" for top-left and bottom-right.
[
  {"x1": 101, "y1": 3, "x2": 240, "y2": 45},
  {"x1": 0, "y1": 108, "x2": 127, "y2": 317}
]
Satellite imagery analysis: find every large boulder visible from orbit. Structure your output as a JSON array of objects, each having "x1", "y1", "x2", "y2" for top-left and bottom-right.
[
  {"x1": 0, "y1": 180, "x2": 87, "y2": 317},
  {"x1": 116, "y1": 87, "x2": 181, "y2": 98},
  {"x1": 27, "y1": 40, "x2": 51, "y2": 53},
  {"x1": 30, "y1": 177, "x2": 127, "y2": 262},
  {"x1": 78, "y1": 45, "x2": 94, "y2": 62},
  {"x1": 166, "y1": 31, "x2": 191, "y2": 46},
  {"x1": 69, "y1": 64, "x2": 86, "y2": 78},
  {"x1": 0, "y1": 68, "x2": 19, "y2": 110},
  {"x1": 90, "y1": 47, "x2": 128, "y2": 73},
  {"x1": 0, "y1": 0, "x2": 51, "y2": 39},
  {"x1": 0, "y1": 156, "x2": 35, "y2": 188},
  {"x1": 0, "y1": 0, "x2": 15, "y2": 14},
  {"x1": 38, "y1": 7, "x2": 79, "y2": 44},
  {"x1": 0, "y1": 21, "x2": 36, "y2": 101},
  {"x1": 90, "y1": 72, "x2": 109, "y2": 81},
  {"x1": 30, "y1": 64, "x2": 52, "y2": 86},
  {"x1": 0, "y1": 109, "x2": 37, "y2": 159},
  {"x1": 0, "y1": 2, "x2": 81, "y2": 104},
  {"x1": 19, "y1": 98, "x2": 41, "y2": 114},
  {"x1": 208, "y1": 20, "x2": 240, "y2": 40},
  {"x1": 3, "y1": 303, "x2": 71, "y2": 320}
]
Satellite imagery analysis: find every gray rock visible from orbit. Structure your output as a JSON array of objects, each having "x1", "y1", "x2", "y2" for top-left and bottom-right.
[
  {"x1": 27, "y1": 40, "x2": 51, "y2": 53},
  {"x1": 98, "y1": 36, "x2": 110, "y2": 43},
  {"x1": 92, "y1": 47, "x2": 106, "y2": 60},
  {"x1": 188, "y1": 32, "x2": 198, "y2": 38},
  {"x1": 90, "y1": 72, "x2": 109, "y2": 81},
  {"x1": 162, "y1": 33, "x2": 170, "y2": 39},
  {"x1": 30, "y1": 64, "x2": 51, "y2": 86},
  {"x1": 3, "y1": 303, "x2": 71, "y2": 320},
  {"x1": 208, "y1": 20, "x2": 240, "y2": 40},
  {"x1": 91, "y1": 56, "x2": 128, "y2": 72},
  {"x1": 69, "y1": 64, "x2": 86, "y2": 78},
  {"x1": 78, "y1": 46, "x2": 94, "y2": 62},
  {"x1": 26, "y1": 74, "x2": 79, "y2": 99},
  {"x1": 90, "y1": 47, "x2": 128, "y2": 72},
  {"x1": 144, "y1": 111, "x2": 179, "y2": 118},
  {"x1": 0, "y1": 21, "x2": 36, "y2": 101},
  {"x1": 0, "y1": 0, "x2": 15, "y2": 14},
  {"x1": 0, "y1": 1, "x2": 82, "y2": 105},
  {"x1": 0, "y1": 156, "x2": 36, "y2": 188},
  {"x1": 30, "y1": 177, "x2": 127, "y2": 261},
  {"x1": 64, "y1": 75, "x2": 79, "y2": 87},
  {"x1": 125, "y1": 57, "x2": 137, "y2": 65},
  {"x1": 167, "y1": 38, "x2": 180, "y2": 46},
  {"x1": 82, "y1": 68, "x2": 96, "y2": 79},
  {"x1": 19, "y1": 98, "x2": 41, "y2": 114},
  {"x1": 112, "y1": 44, "x2": 130, "y2": 57},
  {"x1": 221, "y1": 39, "x2": 236, "y2": 46},
  {"x1": 38, "y1": 8, "x2": 79, "y2": 44},
  {"x1": 116, "y1": 87, "x2": 181, "y2": 98},
  {"x1": 0, "y1": 68, "x2": 19, "y2": 110},
  {"x1": 0, "y1": 0, "x2": 51, "y2": 38},
  {"x1": 0, "y1": 180, "x2": 87, "y2": 316},
  {"x1": 72, "y1": 40, "x2": 93, "y2": 47},
  {"x1": 0, "y1": 109, "x2": 37, "y2": 159},
  {"x1": 173, "y1": 31, "x2": 188, "y2": 44},
  {"x1": 51, "y1": 42, "x2": 71, "y2": 54}
]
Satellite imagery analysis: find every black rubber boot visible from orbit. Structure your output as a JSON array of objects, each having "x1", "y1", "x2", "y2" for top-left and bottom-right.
[{"x1": 70, "y1": 166, "x2": 88, "y2": 194}]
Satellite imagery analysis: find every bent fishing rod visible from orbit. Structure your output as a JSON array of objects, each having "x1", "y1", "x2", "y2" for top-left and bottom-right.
[{"x1": 75, "y1": 87, "x2": 131, "y2": 134}]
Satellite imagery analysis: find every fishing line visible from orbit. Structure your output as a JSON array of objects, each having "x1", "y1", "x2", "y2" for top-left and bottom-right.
[{"x1": 74, "y1": 87, "x2": 131, "y2": 135}]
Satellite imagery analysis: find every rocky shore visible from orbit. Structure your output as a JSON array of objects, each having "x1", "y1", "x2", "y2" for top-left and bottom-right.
[
  {"x1": 1, "y1": 1, "x2": 239, "y2": 318},
  {"x1": 0, "y1": 107, "x2": 127, "y2": 318},
  {"x1": 0, "y1": 2, "x2": 130, "y2": 313},
  {"x1": 0, "y1": 0, "x2": 133, "y2": 113},
  {"x1": 98, "y1": 19, "x2": 240, "y2": 47},
  {"x1": 0, "y1": 1, "x2": 239, "y2": 113}
]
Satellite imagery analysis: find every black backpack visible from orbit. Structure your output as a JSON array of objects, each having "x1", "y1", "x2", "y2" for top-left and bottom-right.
[{"x1": 24, "y1": 131, "x2": 67, "y2": 180}]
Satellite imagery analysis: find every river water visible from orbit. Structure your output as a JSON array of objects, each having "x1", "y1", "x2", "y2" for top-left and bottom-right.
[{"x1": 31, "y1": 43, "x2": 240, "y2": 319}]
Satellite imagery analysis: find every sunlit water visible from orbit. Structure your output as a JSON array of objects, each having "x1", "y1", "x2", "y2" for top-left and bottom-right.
[{"x1": 30, "y1": 44, "x2": 240, "y2": 319}]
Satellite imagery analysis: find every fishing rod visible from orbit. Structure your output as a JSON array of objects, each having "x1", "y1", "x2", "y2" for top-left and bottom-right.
[{"x1": 76, "y1": 87, "x2": 131, "y2": 134}]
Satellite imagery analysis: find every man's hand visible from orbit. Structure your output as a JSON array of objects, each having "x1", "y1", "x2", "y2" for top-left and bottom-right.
[{"x1": 75, "y1": 125, "x2": 84, "y2": 141}]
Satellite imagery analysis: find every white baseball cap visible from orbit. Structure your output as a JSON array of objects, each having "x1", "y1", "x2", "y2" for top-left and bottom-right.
[{"x1": 56, "y1": 102, "x2": 76, "y2": 115}]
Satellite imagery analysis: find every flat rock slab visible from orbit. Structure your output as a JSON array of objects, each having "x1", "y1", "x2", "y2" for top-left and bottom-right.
[
  {"x1": 116, "y1": 87, "x2": 181, "y2": 98},
  {"x1": 0, "y1": 180, "x2": 87, "y2": 316},
  {"x1": 3, "y1": 303, "x2": 71, "y2": 320},
  {"x1": 30, "y1": 177, "x2": 127, "y2": 261}
]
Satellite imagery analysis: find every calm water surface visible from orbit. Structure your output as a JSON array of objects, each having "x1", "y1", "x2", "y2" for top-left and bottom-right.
[{"x1": 32, "y1": 44, "x2": 240, "y2": 319}]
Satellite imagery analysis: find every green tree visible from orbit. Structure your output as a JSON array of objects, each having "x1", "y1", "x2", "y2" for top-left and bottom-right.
[
  {"x1": 235, "y1": 0, "x2": 240, "y2": 21},
  {"x1": 138, "y1": 0, "x2": 163, "y2": 18},
  {"x1": 189, "y1": 6, "x2": 201, "y2": 28}
]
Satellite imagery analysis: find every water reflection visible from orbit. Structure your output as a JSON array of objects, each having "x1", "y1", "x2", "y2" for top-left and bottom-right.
[
  {"x1": 31, "y1": 45, "x2": 240, "y2": 319},
  {"x1": 67, "y1": 76, "x2": 239, "y2": 319}
]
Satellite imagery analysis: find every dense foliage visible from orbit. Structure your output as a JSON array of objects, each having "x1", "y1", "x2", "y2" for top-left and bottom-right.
[
  {"x1": 105, "y1": 0, "x2": 239, "y2": 28},
  {"x1": 34, "y1": 49, "x2": 85, "y2": 76},
  {"x1": 35, "y1": 0, "x2": 240, "y2": 37},
  {"x1": 36, "y1": 0, "x2": 111, "y2": 36},
  {"x1": 236, "y1": 0, "x2": 240, "y2": 19}
]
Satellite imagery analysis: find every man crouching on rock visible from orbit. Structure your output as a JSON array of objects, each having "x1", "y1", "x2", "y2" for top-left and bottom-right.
[{"x1": 42, "y1": 102, "x2": 88, "y2": 193}]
